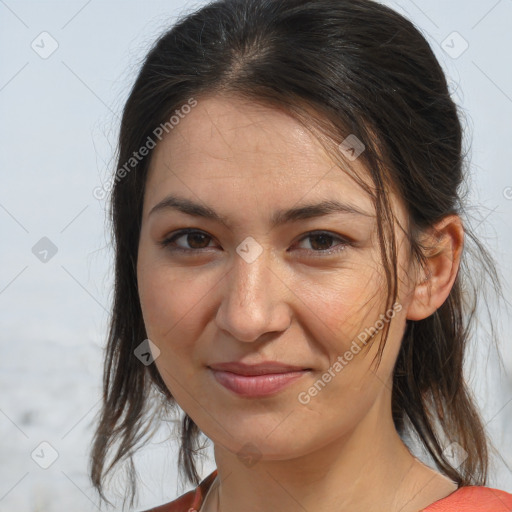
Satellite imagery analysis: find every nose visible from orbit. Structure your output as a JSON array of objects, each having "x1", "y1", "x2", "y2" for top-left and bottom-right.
[{"x1": 215, "y1": 246, "x2": 292, "y2": 343}]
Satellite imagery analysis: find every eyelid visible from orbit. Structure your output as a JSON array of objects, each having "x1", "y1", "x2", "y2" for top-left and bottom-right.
[
  {"x1": 292, "y1": 230, "x2": 353, "y2": 254},
  {"x1": 159, "y1": 228, "x2": 219, "y2": 252},
  {"x1": 159, "y1": 228, "x2": 353, "y2": 255}
]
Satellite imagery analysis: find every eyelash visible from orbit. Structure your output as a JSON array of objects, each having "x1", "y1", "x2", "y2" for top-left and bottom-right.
[{"x1": 159, "y1": 229, "x2": 352, "y2": 256}]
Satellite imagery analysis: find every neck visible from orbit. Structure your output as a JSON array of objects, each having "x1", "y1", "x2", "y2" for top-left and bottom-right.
[{"x1": 209, "y1": 388, "x2": 456, "y2": 512}]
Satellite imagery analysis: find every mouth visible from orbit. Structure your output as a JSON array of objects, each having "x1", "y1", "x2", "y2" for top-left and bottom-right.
[
  {"x1": 208, "y1": 368, "x2": 311, "y2": 397},
  {"x1": 208, "y1": 360, "x2": 312, "y2": 376}
]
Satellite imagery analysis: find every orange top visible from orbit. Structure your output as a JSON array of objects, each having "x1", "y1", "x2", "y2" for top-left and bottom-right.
[{"x1": 140, "y1": 469, "x2": 512, "y2": 512}]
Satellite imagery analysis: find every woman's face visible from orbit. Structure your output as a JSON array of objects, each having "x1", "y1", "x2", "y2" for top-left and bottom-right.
[{"x1": 137, "y1": 94, "x2": 416, "y2": 460}]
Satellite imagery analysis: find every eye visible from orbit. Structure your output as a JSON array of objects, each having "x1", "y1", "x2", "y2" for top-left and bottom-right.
[
  {"x1": 293, "y1": 231, "x2": 351, "y2": 255},
  {"x1": 159, "y1": 229, "x2": 217, "y2": 253},
  {"x1": 160, "y1": 229, "x2": 351, "y2": 256}
]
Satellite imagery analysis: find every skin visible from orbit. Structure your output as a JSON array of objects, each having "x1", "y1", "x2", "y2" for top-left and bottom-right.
[{"x1": 137, "y1": 94, "x2": 463, "y2": 512}]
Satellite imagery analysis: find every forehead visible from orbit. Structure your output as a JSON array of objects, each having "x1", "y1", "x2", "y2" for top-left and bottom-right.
[{"x1": 144, "y1": 94, "x2": 377, "y2": 217}]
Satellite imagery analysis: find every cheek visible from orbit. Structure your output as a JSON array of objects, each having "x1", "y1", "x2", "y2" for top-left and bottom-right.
[
  {"x1": 137, "y1": 263, "x2": 210, "y2": 398},
  {"x1": 138, "y1": 267, "x2": 176, "y2": 341},
  {"x1": 291, "y1": 266, "x2": 402, "y2": 395},
  {"x1": 292, "y1": 260, "x2": 386, "y2": 344},
  {"x1": 139, "y1": 269, "x2": 199, "y2": 336},
  {"x1": 137, "y1": 257, "x2": 224, "y2": 365}
]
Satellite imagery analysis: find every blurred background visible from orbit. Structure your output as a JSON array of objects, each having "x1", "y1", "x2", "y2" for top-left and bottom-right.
[{"x1": 0, "y1": 0, "x2": 511, "y2": 510}]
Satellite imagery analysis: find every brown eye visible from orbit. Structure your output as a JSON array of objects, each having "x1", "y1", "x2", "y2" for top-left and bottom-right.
[
  {"x1": 160, "y1": 229, "x2": 216, "y2": 252},
  {"x1": 295, "y1": 231, "x2": 351, "y2": 255},
  {"x1": 308, "y1": 233, "x2": 336, "y2": 251},
  {"x1": 159, "y1": 229, "x2": 351, "y2": 256},
  {"x1": 184, "y1": 232, "x2": 211, "y2": 249}
]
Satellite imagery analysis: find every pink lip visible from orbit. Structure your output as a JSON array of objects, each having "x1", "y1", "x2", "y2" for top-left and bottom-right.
[
  {"x1": 208, "y1": 361, "x2": 312, "y2": 397},
  {"x1": 209, "y1": 368, "x2": 310, "y2": 397}
]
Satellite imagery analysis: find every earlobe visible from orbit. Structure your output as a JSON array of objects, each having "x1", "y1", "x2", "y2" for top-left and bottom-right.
[{"x1": 406, "y1": 215, "x2": 464, "y2": 321}]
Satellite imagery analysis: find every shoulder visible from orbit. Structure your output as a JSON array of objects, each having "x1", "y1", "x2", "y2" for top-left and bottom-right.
[
  {"x1": 138, "y1": 469, "x2": 218, "y2": 512},
  {"x1": 422, "y1": 485, "x2": 512, "y2": 511}
]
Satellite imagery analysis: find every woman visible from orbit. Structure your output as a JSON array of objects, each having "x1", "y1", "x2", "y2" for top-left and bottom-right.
[{"x1": 89, "y1": 0, "x2": 512, "y2": 510}]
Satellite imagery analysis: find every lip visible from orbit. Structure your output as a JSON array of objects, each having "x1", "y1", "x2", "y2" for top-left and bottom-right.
[
  {"x1": 208, "y1": 361, "x2": 312, "y2": 397},
  {"x1": 210, "y1": 369, "x2": 310, "y2": 397},
  {"x1": 208, "y1": 361, "x2": 311, "y2": 376}
]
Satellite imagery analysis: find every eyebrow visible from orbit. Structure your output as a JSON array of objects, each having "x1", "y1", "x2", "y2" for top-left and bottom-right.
[{"x1": 148, "y1": 194, "x2": 373, "y2": 228}]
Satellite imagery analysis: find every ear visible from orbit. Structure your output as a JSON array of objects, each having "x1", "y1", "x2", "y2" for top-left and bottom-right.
[{"x1": 406, "y1": 214, "x2": 464, "y2": 321}]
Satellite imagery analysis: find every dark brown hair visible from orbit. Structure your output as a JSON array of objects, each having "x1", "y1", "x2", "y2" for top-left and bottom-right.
[{"x1": 89, "y1": 0, "x2": 504, "y2": 508}]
